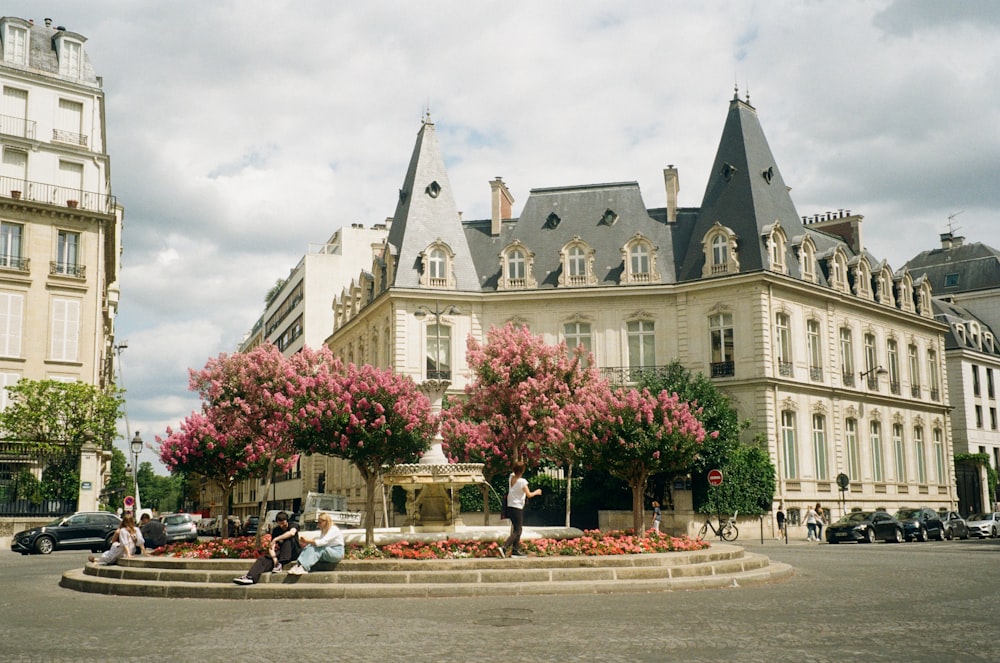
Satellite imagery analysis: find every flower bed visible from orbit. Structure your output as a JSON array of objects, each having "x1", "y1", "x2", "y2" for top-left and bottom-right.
[{"x1": 154, "y1": 529, "x2": 709, "y2": 560}]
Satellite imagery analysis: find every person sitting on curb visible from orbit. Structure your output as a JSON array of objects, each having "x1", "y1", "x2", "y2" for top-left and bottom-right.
[
  {"x1": 233, "y1": 511, "x2": 300, "y2": 585},
  {"x1": 139, "y1": 513, "x2": 167, "y2": 551},
  {"x1": 288, "y1": 512, "x2": 343, "y2": 575},
  {"x1": 89, "y1": 513, "x2": 145, "y2": 565}
]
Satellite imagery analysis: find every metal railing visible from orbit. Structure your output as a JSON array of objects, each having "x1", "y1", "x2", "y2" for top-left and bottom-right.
[
  {"x1": 52, "y1": 128, "x2": 88, "y2": 147},
  {"x1": 711, "y1": 361, "x2": 735, "y2": 377},
  {"x1": 50, "y1": 261, "x2": 85, "y2": 278},
  {"x1": 890, "y1": 381, "x2": 901, "y2": 395},
  {"x1": 0, "y1": 113, "x2": 36, "y2": 139},
  {"x1": 0, "y1": 498, "x2": 76, "y2": 517},
  {"x1": 842, "y1": 373, "x2": 856, "y2": 387},
  {"x1": 1, "y1": 175, "x2": 115, "y2": 214},
  {"x1": 810, "y1": 367, "x2": 823, "y2": 382},
  {"x1": 778, "y1": 362, "x2": 793, "y2": 377},
  {"x1": 0, "y1": 255, "x2": 29, "y2": 272},
  {"x1": 930, "y1": 388, "x2": 940, "y2": 401},
  {"x1": 911, "y1": 385, "x2": 921, "y2": 398}
]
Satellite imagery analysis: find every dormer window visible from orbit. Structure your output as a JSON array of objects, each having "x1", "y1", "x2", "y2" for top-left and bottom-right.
[
  {"x1": 499, "y1": 240, "x2": 536, "y2": 290},
  {"x1": 2, "y1": 21, "x2": 29, "y2": 66},
  {"x1": 702, "y1": 222, "x2": 739, "y2": 277},
  {"x1": 544, "y1": 212, "x2": 561, "y2": 229},
  {"x1": 876, "y1": 266, "x2": 894, "y2": 306},
  {"x1": 419, "y1": 242, "x2": 455, "y2": 289},
  {"x1": 969, "y1": 322, "x2": 981, "y2": 350},
  {"x1": 763, "y1": 223, "x2": 787, "y2": 274},
  {"x1": 621, "y1": 234, "x2": 659, "y2": 285},
  {"x1": 852, "y1": 259, "x2": 872, "y2": 299},
  {"x1": 915, "y1": 278, "x2": 932, "y2": 317},
  {"x1": 425, "y1": 180, "x2": 441, "y2": 198},
  {"x1": 797, "y1": 236, "x2": 817, "y2": 283},
  {"x1": 983, "y1": 332, "x2": 995, "y2": 353},
  {"x1": 895, "y1": 272, "x2": 914, "y2": 312},
  {"x1": 825, "y1": 249, "x2": 849, "y2": 292},
  {"x1": 600, "y1": 208, "x2": 618, "y2": 226},
  {"x1": 954, "y1": 323, "x2": 966, "y2": 345},
  {"x1": 53, "y1": 32, "x2": 86, "y2": 79},
  {"x1": 559, "y1": 236, "x2": 596, "y2": 287}
]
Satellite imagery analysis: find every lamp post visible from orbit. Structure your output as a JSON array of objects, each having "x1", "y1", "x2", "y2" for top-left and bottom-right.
[
  {"x1": 859, "y1": 365, "x2": 888, "y2": 388},
  {"x1": 130, "y1": 431, "x2": 143, "y2": 515}
]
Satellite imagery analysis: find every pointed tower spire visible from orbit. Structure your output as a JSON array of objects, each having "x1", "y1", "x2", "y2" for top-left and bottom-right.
[
  {"x1": 678, "y1": 95, "x2": 807, "y2": 280},
  {"x1": 386, "y1": 117, "x2": 479, "y2": 290}
]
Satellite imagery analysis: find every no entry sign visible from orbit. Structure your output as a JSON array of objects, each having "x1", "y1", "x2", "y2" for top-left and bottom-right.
[{"x1": 707, "y1": 469, "x2": 724, "y2": 486}]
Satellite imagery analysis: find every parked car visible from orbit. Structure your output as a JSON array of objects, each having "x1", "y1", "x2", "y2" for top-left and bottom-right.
[
  {"x1": 241, "y1": 515, "x2": 260, "y2": 537},
  {"x1": 825, "y1": 511, "x2": 904, "y2": 544},
  {"x1": 894, "y1": 507, "x2": 946, "y2": 542},
  {"x1": 938, "y1": 510, "x2": 970, "y2": 540},
  {"x1": 966, "y1": 512, "x2": 1000, "y2": 538},
  {"x1": 160, "y1": 513, "x2": 199, "y2": 543},
  {"x1": 11, "y1": 511, "x2": 121, "y2": 555}
]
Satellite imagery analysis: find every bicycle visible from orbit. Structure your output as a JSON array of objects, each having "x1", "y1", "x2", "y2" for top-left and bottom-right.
[{"x1": 697, "y1": 511, "x2": 739, "y2": 541}]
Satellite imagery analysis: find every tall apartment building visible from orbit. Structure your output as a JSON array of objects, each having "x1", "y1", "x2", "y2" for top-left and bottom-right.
[
  {"x1": 0, "y1": 17, "x2": 122, "y2": 511},
  {"x1": 326, "y1": 96, "x2": 955, "y2": 526}
]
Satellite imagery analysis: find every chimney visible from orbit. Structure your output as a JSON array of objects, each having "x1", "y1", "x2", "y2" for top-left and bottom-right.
[
  {"x1": 940, "y1": 232, "x2": 953, "y2": 250},
  {"x1": 953, "y1": 236, "x2": 965, "y2": 248},
  {"x1": 489, "y1": 177, "x2": 514, "y2": 237},
  {"x1": 663, "y1": 166, "x2": 679, "y2": 223},
  {"x1": 44, "y1": 18, "x2": 52, "y2": 27}
]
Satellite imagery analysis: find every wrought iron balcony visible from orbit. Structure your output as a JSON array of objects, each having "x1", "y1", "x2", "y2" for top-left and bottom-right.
[
  {"x1": 842, "y1": 373, "x2": 856, "y2": 387},
  {"x1": 711, "y1": 361, "x2": 735, "y2": 378},
  {"x1": 890, "y1": 381, "x2": 901, "y2": 395},
  {"x1": 0, "y1": 113, "x2": 36, "y2": 139},
  {"x1": 50, "y1": 261, "x2": 85, "y2": 278},
  {"x1": 911, "y1": 385, "x2": 921, "y2": 398},
  {"x1": 810, "y1": 367, "x2": 823, "y2": 382},
  {"x1": 0, "y1": 255, "x2": 29, "y2": 272},
  {"x1": 52, "y1": 128, "x2": 88, "y2": 147},
  {"x1": 930, "y1": 388, "x2": 940, "y2": 402},
  {"x1": 867, "y1": 376, "x2": 879, "y2": 390},
  {"x1": 1, "y1": 175, "x2": 116, "y2": 214},
  {"x1": 778, "y1": 361, "x2": 793, "y2": 377}
]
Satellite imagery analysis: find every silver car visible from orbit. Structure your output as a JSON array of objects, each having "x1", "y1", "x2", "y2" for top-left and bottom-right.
[
  {"x1": 966, "y1": 512, "x2": 1000, "y2": 538},
  {"x1": 160, "y1": 513, "x2": 199, "y2": 543}
]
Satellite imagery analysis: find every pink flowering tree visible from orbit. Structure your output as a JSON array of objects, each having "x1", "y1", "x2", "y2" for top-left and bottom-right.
[
  {"x1": 290, "y1": 361, "x2": 435, "y2": 548},
  {"x1": 583, "y1": 387, "x2": 714, "y2": 535},
  {"x1": 157, "y1": 344, "x2": 304, "y2": 542},
  {"x1": 440, "y1": 323, "x2": 608, "y2": 525}
]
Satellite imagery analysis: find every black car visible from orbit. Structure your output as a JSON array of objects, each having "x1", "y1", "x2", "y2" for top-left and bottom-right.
[
  {"x1": 825, "y1": 511, "x2": 904, "y2": 544},
  {"x1": 241, "y1": 515, "x2": 260, "y2": 536},
  {"x1": 894, "y1": 507, "x2": 946, "y2": 541},
  {"x1": 938, "y1": 510, "x2": 970, "y2": 540},
  {"x1": 11, "y1": 511, "x2": 121, "y2": 555}
]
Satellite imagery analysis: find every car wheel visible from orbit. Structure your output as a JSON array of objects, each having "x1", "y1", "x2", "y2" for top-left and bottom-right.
[
  {"x1": 936, "y1": 527, "x2": 946, "y2": 541},
  {"x1": 865, "y1": 527, "x2": 876, "y2": 544},
  {"x1": 916, "y1": 526, "x2": 927, "y2": 542},
  {"x1": 992, "y1": 527, "x2": 999, "y2": 539},
  {"x1": 34, "y1": 536, "x2": 55, "y2": 555},
  {"x1": 945, "y1": 527, "x2": 953, "y2": 540},
  {"x1": 961, "y1": 531, "x2": 970, "y2": 540},
  {"x1": 891, "y1": 528, "x2": 904, "y2": 543}
]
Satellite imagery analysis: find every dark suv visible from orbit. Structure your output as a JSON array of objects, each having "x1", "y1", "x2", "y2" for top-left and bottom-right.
[
  {"x1": 11, "y1": 511, "x2": 121, "y2": 555},
  {"x1": 894, "y1": 507, "x2": 946, "y2": 542}
]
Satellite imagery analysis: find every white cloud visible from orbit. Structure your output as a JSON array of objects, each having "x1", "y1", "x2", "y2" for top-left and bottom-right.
[{"x1": 8, "y1": 0, "x2": 997, "y2": 471}]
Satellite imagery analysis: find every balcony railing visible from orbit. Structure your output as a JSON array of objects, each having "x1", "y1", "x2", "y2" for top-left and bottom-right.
[
  {"x1": 427, "y1": 369, "x2": 452, "y2": 381},
  {"x1": 809, "y1": 367, "x2": 823, "y2": 382},
  {"x1": 0, "y1": 113, "x2": 36, "y2": 139},
  {"x1": 0, "y1": 255, "x2": 29, "y2": 272},
  {"x1": 50, "y1": 261, "x2": 85, "y2": 278},
  {"x1": 711, "y1": 361, "x2": 735, "y2": 378},
  {"x1": 842, "y1": 373, "x2": 856, "y2": 387},
  {"x1": 930, "y1": 388, "x2": 940, "y2": 401},
  {"x1": 867, "y1": 376, "x2": 879, "y2": 390},
  {"x1": 911, "y1": 385, "x2": 921, "y2": 398},
  {"x1": 778, "y1": 361, "x2": 793, "y2": 377},
  {"x1": 1, "y1": 175, "x2": 116, "y2": 214},
  {"x1": 52, "y1": 128, "x2": 88, "y2": 147},
  {"x1": 890, "y1": 381, "x2": 901, "y2": 395}
]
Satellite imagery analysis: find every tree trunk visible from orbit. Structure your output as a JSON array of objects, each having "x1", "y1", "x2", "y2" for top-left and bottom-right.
[
  {"x1": 564, "y1": 462, "x2": 573, "y2": 528},
  {"x1": 255, "y1": 457, "x2": 276, "y2": 547},
  {"x1": 630, "y1": 477, "x2": 647, "y2": 536},
  {"x1": 363, "y1": 468, "x2": 378, "y2": 548}
]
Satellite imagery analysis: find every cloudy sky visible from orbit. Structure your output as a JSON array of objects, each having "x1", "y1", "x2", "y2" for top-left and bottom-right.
[{"x1": 7, "y1": 1, "x2": 997, "y2": 471}]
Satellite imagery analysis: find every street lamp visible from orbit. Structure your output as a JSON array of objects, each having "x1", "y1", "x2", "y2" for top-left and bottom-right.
[
  {"x1": 859, "y1": 365, "x2": 888, "y2": 380},
  {"x1": 130, "y1": 431, "x2": 143, "y2": 515},
  {"x1": 414, "y1": 302, "x2": 461, "y2": 381}
]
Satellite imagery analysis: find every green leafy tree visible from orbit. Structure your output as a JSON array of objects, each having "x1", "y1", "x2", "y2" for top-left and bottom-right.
[{"x1": 0, "y1": 379, "x2": 123, "y2": 502}]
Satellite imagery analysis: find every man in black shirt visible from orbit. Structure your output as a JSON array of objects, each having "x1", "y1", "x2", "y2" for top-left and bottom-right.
[
  {"x1": 139, "y1": 513, "x2": 167, "y2": 550},
  {"x1": 233, "y1": 511, "x2": 300, "y2": 585}
]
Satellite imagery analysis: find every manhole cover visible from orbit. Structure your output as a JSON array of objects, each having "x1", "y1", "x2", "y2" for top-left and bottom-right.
[{"x1": 474, "y1": 608, "x2": 534, "y2": 627}]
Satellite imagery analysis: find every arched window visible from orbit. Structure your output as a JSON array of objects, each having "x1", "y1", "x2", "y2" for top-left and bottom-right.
[
  {"x1": 559, "y1": 237, "x2": 597, "y2": 287},
  {"x1": 419, "y1": 242, "x2": 455, "y2": 288},
  {"x1": 712, "y1": 234, "x2": 728, "y2": 266},
  {"x1": 702, "y1": 222, "x2": 739, "y2": 277},
  {"x1": 764, "y1": 223, "x2": 787, "y2": 274},
  {"x1": 499, "y1": 241, "x2": 536, "y2": 289},
  {"x1": 621, "y1": 234, "x2": 659, "y2": 284},
  {"x1": 798, "y1": 236, "x2": 817, "y2": 283}
]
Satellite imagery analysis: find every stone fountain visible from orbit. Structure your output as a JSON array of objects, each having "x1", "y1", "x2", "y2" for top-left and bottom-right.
[{"x1": 382, "y1": 380, "x2": 485, "y2": 532}]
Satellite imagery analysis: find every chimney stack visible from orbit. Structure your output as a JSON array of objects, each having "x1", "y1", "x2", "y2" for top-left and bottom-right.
[
  {"x1": 663, "y1": 166, "x2": 679, "y2": 223},
  {"x1": 489, "y1": 177, "x2": 514, "y2": 237},
  {"x1": 940, "y1": 232, "x2": 953, "y2": 250},
  {"x1": 44, "y1": 18, "x2": 52, "y2": 27}
]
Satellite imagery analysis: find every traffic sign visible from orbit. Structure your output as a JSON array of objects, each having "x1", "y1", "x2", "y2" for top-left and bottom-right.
[
  {"x1": 124, "y1": 495, "x2": 135, "y2": 508},
  {"x1": 707, "y1": 469, "x2": 723, "y2": 486}
]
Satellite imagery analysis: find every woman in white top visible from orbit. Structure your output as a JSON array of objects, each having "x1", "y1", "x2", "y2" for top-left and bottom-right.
[
  {"x1": 501, "y1": 461, "x2": 542, "y2": 558},
  {"x1": 90, "y1": 513, "x2": 145, "y2": 565},
  {"x1": 288, "y1": 513, "x2": 344, "y2": 574}
]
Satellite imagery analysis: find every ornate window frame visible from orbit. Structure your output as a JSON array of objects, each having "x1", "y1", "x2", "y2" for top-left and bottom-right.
[
  {"x1": 419, "y1": 241, "x2": 456, "y2": 289},
  {"x1": 498, "y1": 239, "x2": 536, "y2": 290},
  {"x1": 822, "y1": 247, "x2": 849, "y2": 292},
  {"x1": 762, "y1": 222, "x2": 787, "y2": 274},
  {"x1": 702, "y1": 222, "x2": 740, "y2": 277},
  {"x1": 558, "y1": 236, "x2": 597, "y2": 287},
  {"x1": 621, "y1": 233, "x2": 659, "y2": 284},
  {"x1": 851, "y1": 257, "x2": 873, "y2": 300},
  {"x1": 795, "y1": 235, "x2": 818, "y2": 283},
  {"x1": 895, "y1": 271, "x2": 915, "y2": 312},
  {"x1": 914, "y1": 276, "x2": 932, "y2": 317},
  {"x1": 875, "y1": 263, "x2": 894, "y2": 306}
]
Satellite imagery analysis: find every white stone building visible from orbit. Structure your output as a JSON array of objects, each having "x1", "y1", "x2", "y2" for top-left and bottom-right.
[
  {"x1": 0, "y1": 17, "x2": 122, "y2": 512},
  {"x1": 324, "y1": 95, "x2": 956, "y2": 527}
]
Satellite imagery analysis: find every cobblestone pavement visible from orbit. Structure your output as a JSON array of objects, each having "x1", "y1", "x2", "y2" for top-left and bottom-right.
[{"x1": 2, "y1": 537, "x2": 998, "y2": 662}]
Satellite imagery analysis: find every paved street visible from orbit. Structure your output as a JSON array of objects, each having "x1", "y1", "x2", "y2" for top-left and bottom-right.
[{"x1": 2, "y1": 537, "x2": 998, "y2": 662}]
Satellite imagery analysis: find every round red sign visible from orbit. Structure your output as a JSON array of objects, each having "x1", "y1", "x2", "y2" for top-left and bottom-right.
[{"x1": 707, "y1": 469, "x2": 724, "y2": 486}]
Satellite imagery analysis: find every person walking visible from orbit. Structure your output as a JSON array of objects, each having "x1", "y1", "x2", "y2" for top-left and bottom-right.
[
  {"x1": 815, "y1": 503, "x2": 826, "y2": 542},
  {"x1": 233, "y1": 511, "x2": 300, "y2": 585},
  {"x1": 776, "y1": 504, "x2": 786, "y2": 540},
  {"x1": 804, "y1": 504, "x2": 819, "y2": 542},
  {"x1": 501, "y1": 461, "x2": 542, "y2": 558},
  {"x1": 288, "y1": 513, "x2": 343, "y2": 575},
  {"x1": 651, "y1": 501, "x2": 662, "y2": 534}
]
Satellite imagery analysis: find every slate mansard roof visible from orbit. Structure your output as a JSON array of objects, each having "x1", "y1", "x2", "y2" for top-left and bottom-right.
[
  {"x1": 381, "y1": 93, "x2": 912, "y2": 298},
  {"x1": 904, "y1": 238, "x2": 1000, "y2": 295},
  {"x1": 0, "y1": 17, "x2": 100, "y2": 86}
]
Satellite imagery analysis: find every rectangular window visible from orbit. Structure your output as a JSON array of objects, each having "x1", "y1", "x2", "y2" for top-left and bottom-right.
[
  {"x1": 3, "y1": 25, "x2": 28, "y2": 65},
  {"x1": 563, "y1": 322, "x2": 593, "y2": 357},
  {"x1": 887, "y1": 339, "x2": 900, "y2": 394},
  {"x1": 914, "y1": 427, "x2": 927, "y2": 484},
  {"x1": 812, "y1": 414, "x2": 828, "y2": 480},
  {"x1": 781, "y1": 411, "x2": 797, "y2": 479},
  {"x1": 775, "y1": 313, "x2": 792, "y2": 376},
  {"x1": 54, "y1": 99, "x2": 86, "y2": 147},
  {"x1": 975, "y1": 405, "x2": 984, "y2": 429},
  {"x1": 59, "y1": 40, "x2": 82, "y2": 78},
  {"x1": 991, "y1": 407, "x2": 998, "y2": 431},
  {"x1": 973, "y1": 365, "x2": 981, "y2": 397},
  {"x1": 709, "y1": 313, "x2": 734, "y2": 376},
  {"x1": 840, "y1": 328, "x2": 855, "y2": 386},
  {"x1": 933, "y1": 428, "x2": 946, "y2": 484},
  {"x1": 629, "y1": 244, "x2": 649, "y2": 275},
  {"x1": 864, "y1": 333, "x2": 878, "y2": 388},
  {"x1": 988, "y1": 368, "x2": 996, "y2": 399},
  {"x1": 927, "y1": 349, "x2": 941, "y2": 400},
  {"x1": 845, "y1": 418, "x2": 860, "y2": 481},
  {"x1": 807, "y1": 319, "x2": 822, "y2": 381},
  {"x1": 627, "y1": 320, "x2": 655, "y2": 370},
  {"x1": 50, "y1": 298, "x2": 80, "y2": 362},
  {"x1": 0, "y1": 292, "x2": 24, "y2": 357},
  {"x1": 0, "y1": 371, "x2": 19, "y2": 410},
  {"x1": 56, "y1": 230, "x2": 81, "y2": 275},
  {"x1": 0, "y1": 222, "x2": 23, "y2": 268},
  {"x1": 870, "y1": 421, "x2": 884, "y2": 483},
  {"x1": 58, "y1": 161, "x2": 84, "y2": 205},
  {"x1": 893, "y1": 423, "x2": 906, "y2": 482},
  {"x1": 908, "y1": 344, "x2": 920, "y2": 397},
  {"x1": 2, "y1": 146, "x2": 27, "y2": 184},
  {"x1": 425, "y1": 323, "x2": 452, "y2": 380},
  {"x1": 2, "y1": 86, "x2": 30, "y2": 139}
]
